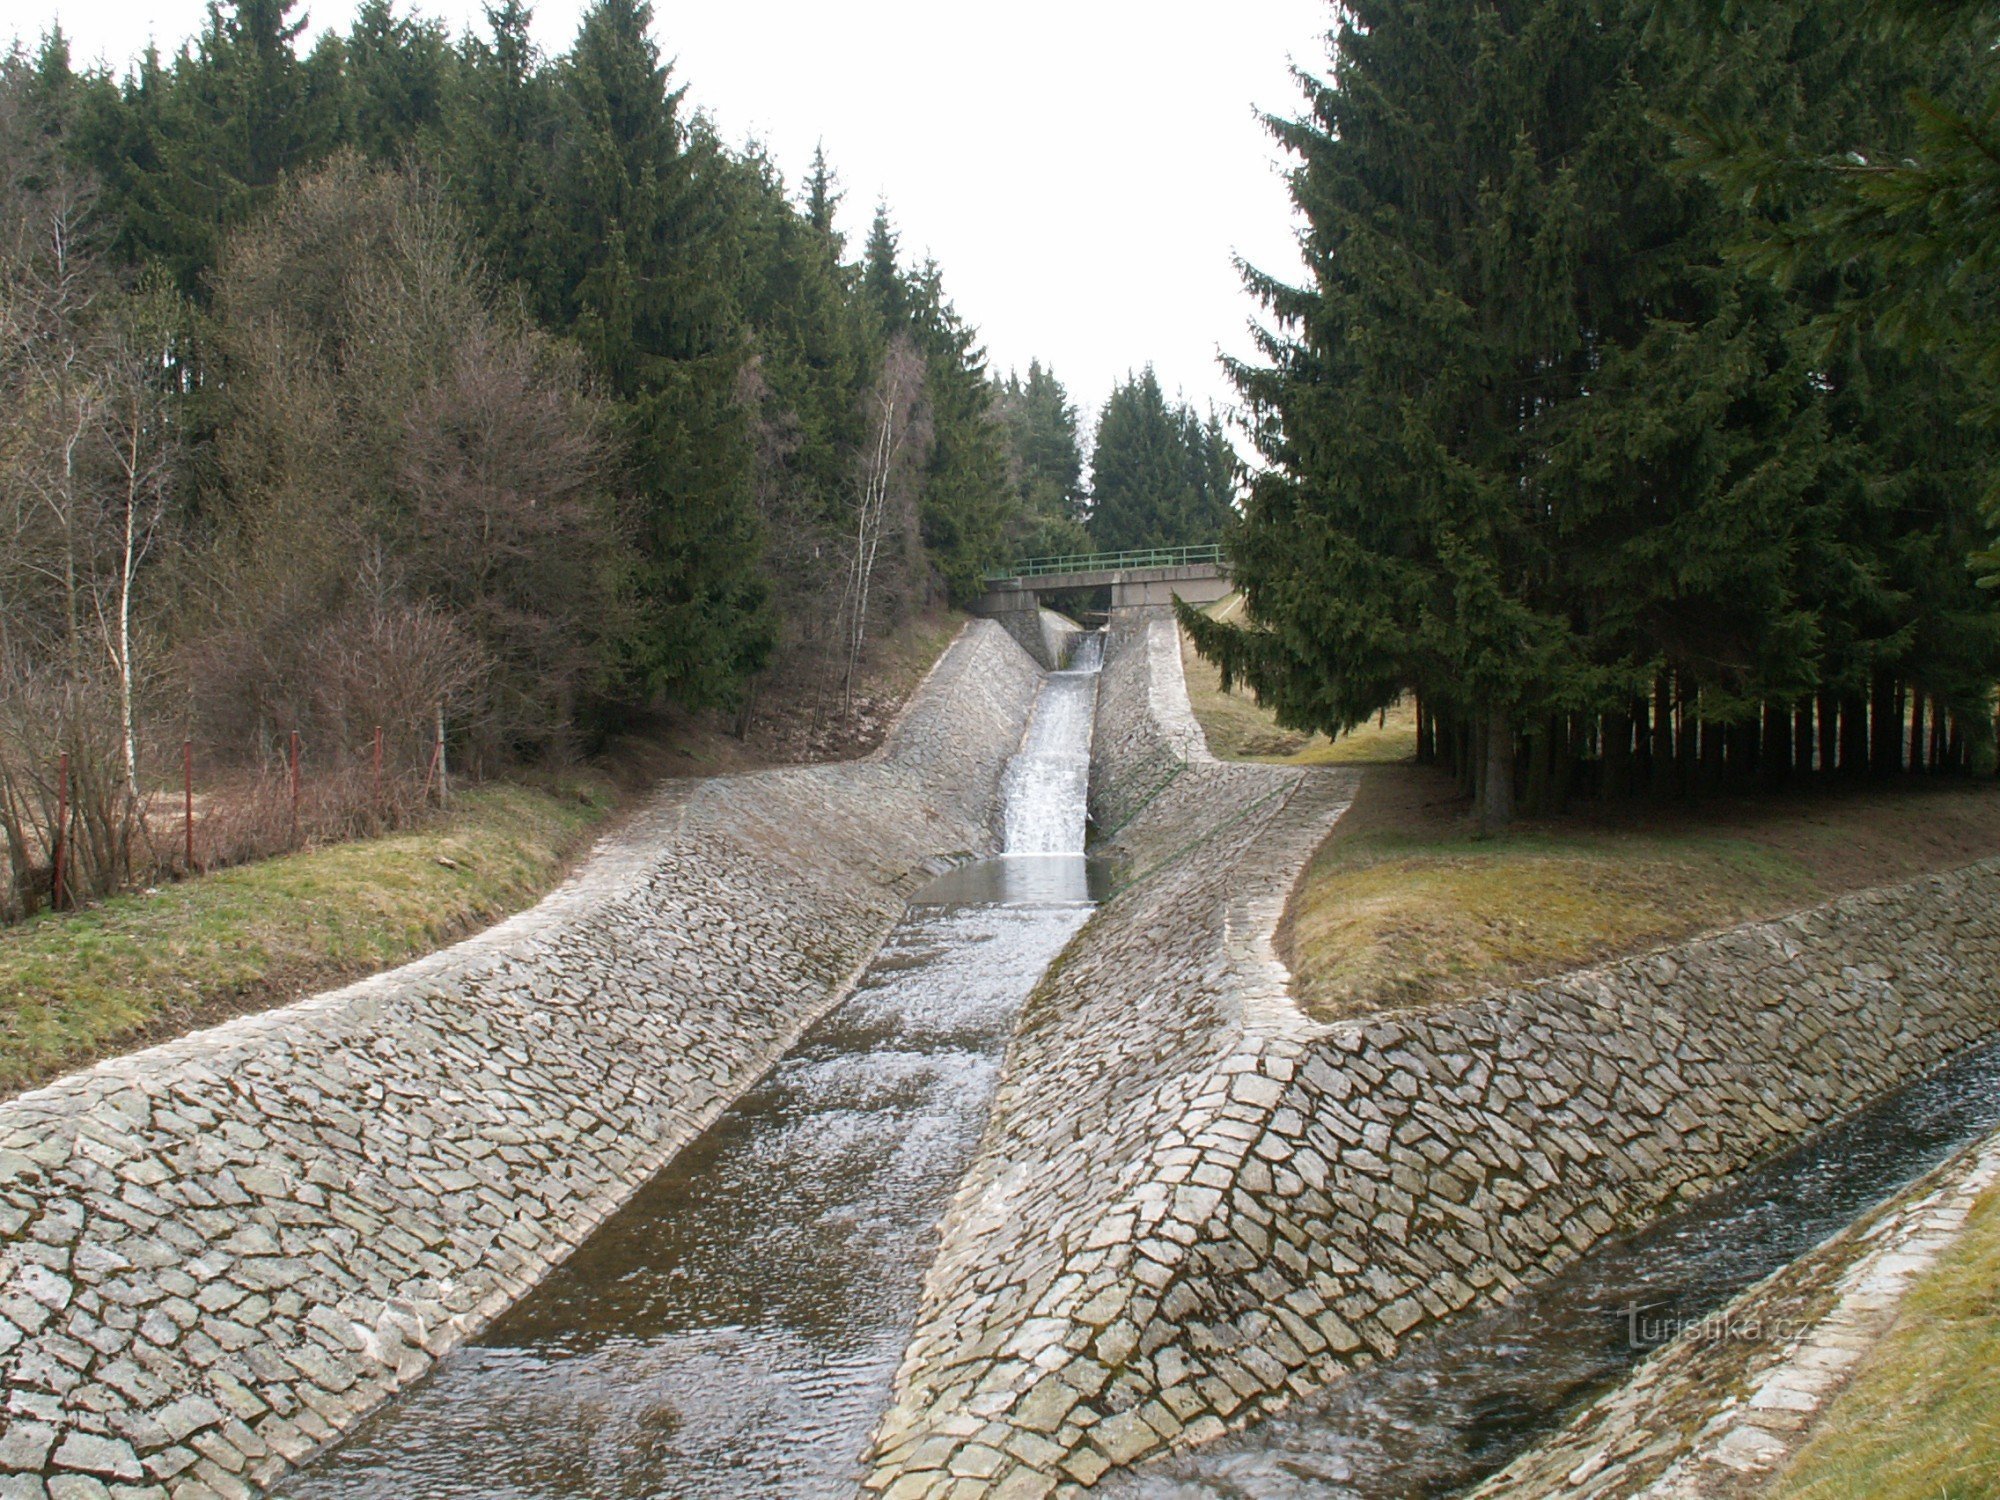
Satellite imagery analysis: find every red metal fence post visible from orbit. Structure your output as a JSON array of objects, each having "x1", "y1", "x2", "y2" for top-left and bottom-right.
[
  {"x1": 52, "y1": 750, "x2": 69, "y2": 911},
  {"x1": 184, "y1": 739, "x2": 195, "y2": 874},
  {"x1": 289, "y1": 730, "x2": 301, "y2": 848}
]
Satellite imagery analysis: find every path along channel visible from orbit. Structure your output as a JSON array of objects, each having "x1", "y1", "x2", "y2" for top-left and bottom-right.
[
  {"x1": 1108, "y1": 1034, "x2": 2000, "y2": 1499},
  {"x1": 279, "y1": 637, "x2": 1106, "y2": 1499}
]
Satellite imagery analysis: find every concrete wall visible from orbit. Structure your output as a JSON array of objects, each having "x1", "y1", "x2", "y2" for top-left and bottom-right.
[
  {"x1": 985, "y1": 608, "x2": 1085, "y2": 672},
  {"x1": 0, "y1": 621, "x2": 1046, "y2": 1500},
  {"x1": 862, "y1": 610, "x2": 2000, "y2": 1499}
]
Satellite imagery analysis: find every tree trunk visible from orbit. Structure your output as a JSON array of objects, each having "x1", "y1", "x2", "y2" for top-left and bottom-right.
[
  {"x1": 1871, "y1": 674, "x2": 1900, "y2": 776},
  {"x1": 1697, "y1": 713, "x2": 1724, "y2": 796},
  {"x1": 1480, "y1": 708, "x2": 1515, "y2": 835},
  {"x1": 117, "y1": 451, "x2": 141, "y2": 807},
  {"x1": 1762, "y1": 701, "x2": 1790, "y2": 785},
  {"x1": 1652, "y1": 675, "x2": 1675, "y2": 795},
  {"x1": 1840, "y1": 694, "x2": 1868, "y2": 777}
]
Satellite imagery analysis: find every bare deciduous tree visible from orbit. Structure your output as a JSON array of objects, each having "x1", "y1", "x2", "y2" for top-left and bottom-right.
[{"x1": 839, "y1": 334, "x2": 928, "y2": 712}]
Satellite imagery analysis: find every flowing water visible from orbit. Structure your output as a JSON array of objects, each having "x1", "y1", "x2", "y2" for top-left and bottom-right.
[
  {"x1": 1110, "y1": 1036, "x2": 2000, "y2": 1499},
  {"x1": 281, "y1": 639, "x2": 1106, "y2": 1500}
]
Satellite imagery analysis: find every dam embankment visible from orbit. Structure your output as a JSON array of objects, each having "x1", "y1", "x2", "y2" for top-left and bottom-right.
[
  {"x1": 862, "y1": 609, "x2": 2000, "y2": 1498},
  {"x1": 0, "y1": 620, "x2": 1045, "y2": 1499}
]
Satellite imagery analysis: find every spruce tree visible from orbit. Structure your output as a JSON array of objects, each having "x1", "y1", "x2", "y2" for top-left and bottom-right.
[
  {"x1": 1189, "y1": 0, "x2": 1829, "y2": 828},
  {"x1": 343, "y1": 0, "x2": 451, "y2": 163},
  {"x1": 71, "y1": 0, "x2": 342, "y2": 292},
  {"x1": 1089, "y1": 368, "x2": 1198, "y2": 553},
  {"x1": 542, "y1": 0, "x2": 770, "y2": 705},
  {"x1": 996, "y1": 360, "x2": 1090, "y2": 556},
  {"x1": 803, "y1": 141, "x2": 842, "y2": 250},
  {"x1": 440, "y1": 0, "x2": 552, "y2": 302},
  {"x1": 861, "y1": 203, "x2": 911, "y2": 332},
  {"x1": 907, "y1": 260, "x2": 1011, "y2": 601}
]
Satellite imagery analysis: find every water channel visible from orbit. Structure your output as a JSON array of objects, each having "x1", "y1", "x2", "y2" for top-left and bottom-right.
[
  {"x1": 281, "y1": 636, "x2": 1106, "y2": 1499},
  {"x1": 1110, "y1": 1034, "x2": 2000, "y2": 1499}
]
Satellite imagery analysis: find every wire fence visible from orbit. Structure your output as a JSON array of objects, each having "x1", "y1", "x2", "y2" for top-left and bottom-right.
[{"x1": 2, "y1": 713, "x2": 454, "y2": 925}]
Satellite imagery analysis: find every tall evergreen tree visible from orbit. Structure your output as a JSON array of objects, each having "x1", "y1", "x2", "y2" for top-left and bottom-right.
[
  {"x1": 906, "y1": 259, "x2": 1011, "y2": 600},
  {"x1": 67, "y1": 0, "x2": 344, "y2": 293},
  {"x1": 343, "y1": 0, "x2": 451, "y2": 162},
  {"x1": 996, "y1": 360, "x2": 1090, "y2": 556},
  {"x1": 439, "y1": 0, "x2": 552, "y2": 300},
  {"x1": 861, "y1": 203, "x2": 911, "y2": 332},
  {"x1": 539, "y1": 0, "x2": 770, "y2": 705},
  {"x1": 1188, "y1": 0, "x2": 1832, "y2": 828},
  {"x1": 803, "y1": 140, "x2": 842, "y2": 249},
  {"x1": 1089, "y1": 368, "x2": 1214, "y2": 553}
]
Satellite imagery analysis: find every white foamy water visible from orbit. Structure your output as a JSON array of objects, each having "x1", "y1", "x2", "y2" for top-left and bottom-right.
[{"x1": 1001, "y1": 633, "x2": 1103, "y2": 856}]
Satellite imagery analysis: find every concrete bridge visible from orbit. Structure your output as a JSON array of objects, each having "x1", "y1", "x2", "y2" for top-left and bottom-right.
[{"x1": 973, "y1": 545, "x2": 1233, "y2": 664}]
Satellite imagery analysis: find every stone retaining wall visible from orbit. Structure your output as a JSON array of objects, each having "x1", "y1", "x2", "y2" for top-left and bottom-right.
[
  {"x1": 0, "y1": 621, "x2": 1046, "y2": 1500},
  {"x1": 861, "y1": 609, "x2": 2000, "y2": 1499},
  {"x1": 1471, "y1": 1117, "x2": 2000, "y2": 1499},
  {"x1": 988, "y1": 607, "x2": 1084, "y2": 671}
]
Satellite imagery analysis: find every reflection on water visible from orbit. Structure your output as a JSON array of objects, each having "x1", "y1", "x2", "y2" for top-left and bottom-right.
[
  {"x1": 1110, "y1": 1037, "x2": 2000, "y2": 1499},
  {"x1": 281, "y1": 638, "x2": 1104, "y2": 1499},
  {"x1": 915, "y1": 854, "x2": 1112, "y2": 907}
]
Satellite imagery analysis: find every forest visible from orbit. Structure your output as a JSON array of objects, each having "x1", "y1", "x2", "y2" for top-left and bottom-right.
[
  {"x1": 1187, "y1": 0, "x2": 2000, "y2": 830},
  {"x1": 0, "y1": 0, "x2": 1231, "y2": 918}
]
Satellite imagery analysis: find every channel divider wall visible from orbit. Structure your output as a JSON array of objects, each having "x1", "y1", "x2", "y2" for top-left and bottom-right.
[
  {"x1": 0, "y1": 619, "x2": 1047, "y2": 1500},
  {"x1": 860, "y1": 608, "x2": 2000, "y2": 1499}
]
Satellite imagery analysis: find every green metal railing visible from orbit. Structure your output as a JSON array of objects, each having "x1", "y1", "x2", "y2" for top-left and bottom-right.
[{"x1": 983, "y1": 544, "x2": 1226, "y2": 585}]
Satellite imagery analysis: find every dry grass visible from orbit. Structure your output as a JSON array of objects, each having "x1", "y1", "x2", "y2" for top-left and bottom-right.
[
  {"x1": 1280, "y1": 765, "x2": 2000, "y2": 1023},
  {"x1": 1178, "y1": 597, "x2": 1418, "y2": 766},
  {"x1": 0, "y1": 781, "x2": 612, "y2": 1098},
  {"x1": 1284, "y1": 815, "x2": 1810, "y2": 1020},
  {"x1": 1769, "y1": 1179, "x2": 2000, "y2": 1500},
  {"x1": 1281, "y1": 763, "x2": 2000, "y2": 1027},
  {"x1": 1172, "y1": 597, "x2": 2000, "y2": 1022}
]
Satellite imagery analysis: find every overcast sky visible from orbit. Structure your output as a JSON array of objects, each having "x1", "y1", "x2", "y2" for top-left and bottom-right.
[{"x1": 13, "y1": 0, "x2": 1329, "y2": 438}]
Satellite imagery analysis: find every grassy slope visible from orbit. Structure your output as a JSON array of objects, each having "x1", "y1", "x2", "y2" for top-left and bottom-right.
[
  {"x1": 1770, "y1": 1178, "x2": 2000, "y2": 1500},
  {"x1": 1284, "y1": 810, "x2": 1813, "y2": 1020},
  {"x1": 0, "y1": 781, "x2": 611, "y2": 1096},
  {"x1": 1178, "y1": 597, "x2": 2000, "y2": 1023},
  {"x1": 0, "y1": 612, "x2": 969, "y2": 1099},
  {"x1": 1178, "y1": 597, "x2": 1419, "y2": 766}
]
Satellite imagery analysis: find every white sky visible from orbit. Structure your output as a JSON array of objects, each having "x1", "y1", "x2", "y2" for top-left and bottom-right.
[{"x1": 16, "y1": 0, "x2": 1328, "y2": 436}]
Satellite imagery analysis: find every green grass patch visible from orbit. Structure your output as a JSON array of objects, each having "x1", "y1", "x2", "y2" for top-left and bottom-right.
[
  {"x1": 1284, "y1": 823, "x2": 1817, "y2": 1021},
  {"x1": 1770, "y1": 1179, "x2": 2000, "y2": 1500},
  {"x1": 0, "y1": 781, "x2": 611, "y2": 1097}
]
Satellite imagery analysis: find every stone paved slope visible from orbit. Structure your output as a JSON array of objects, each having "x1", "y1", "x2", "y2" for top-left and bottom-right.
[
  {"x1": 861, "y1": 610, "x2": 2000, "y2": 1499},
  {"x1": 0, "y1": 621, "x2": 1044, "y2": 1500},
  {"x1": 860, "y1": 613, "x2": 1357, "y2": 1497}
]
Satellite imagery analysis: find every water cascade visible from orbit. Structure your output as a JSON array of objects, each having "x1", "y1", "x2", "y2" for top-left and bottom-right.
[{"x1": 282, "y1": 638, "x2": 1106, "y2": 1499}]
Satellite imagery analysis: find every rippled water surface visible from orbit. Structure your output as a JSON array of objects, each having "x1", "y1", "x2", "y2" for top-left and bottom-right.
[
  {"x1": 282, "y1": 641, "x2": 1105, "y2": 1499},
  {"x1": 1110, "y1": 1037, "x2": 2000, "y2": 1499}
]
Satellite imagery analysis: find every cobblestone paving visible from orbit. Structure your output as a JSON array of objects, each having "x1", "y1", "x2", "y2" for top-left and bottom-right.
[
  {"x1": 0, "y1": 621, "x2": 1046, "y2": 1500},
  {"x1": 1472, "y1": 1123, "x2": 2000, "y2": 1499},
  {"x1": 860, "y1": 610, "x2": 2000, "y2": 1499}
]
